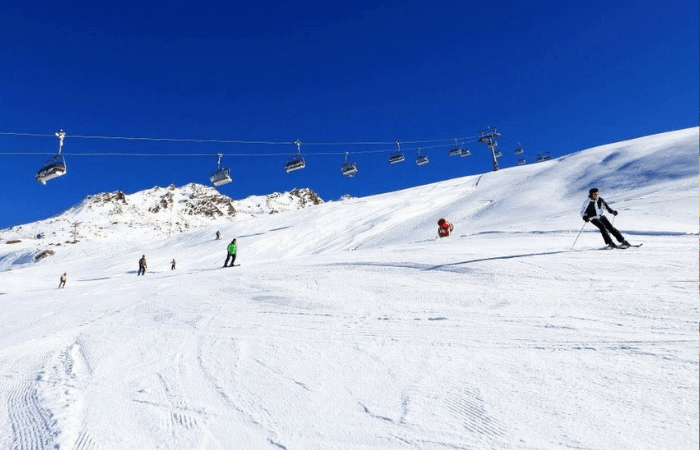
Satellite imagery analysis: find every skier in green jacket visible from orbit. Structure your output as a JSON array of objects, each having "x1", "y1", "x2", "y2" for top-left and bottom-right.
[{"x1": 224, "y1": 239, "x2": 237, "y2": 267}]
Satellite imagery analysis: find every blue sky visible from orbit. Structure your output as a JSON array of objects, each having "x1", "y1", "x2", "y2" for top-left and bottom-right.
[{"x1": 0, "y1": 0, "x2": 697, "y2": 229}]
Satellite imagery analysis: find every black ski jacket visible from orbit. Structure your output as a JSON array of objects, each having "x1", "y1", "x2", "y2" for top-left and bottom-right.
[{"x1": 581, "y1": 196, "x2": 615, "y2": 220}]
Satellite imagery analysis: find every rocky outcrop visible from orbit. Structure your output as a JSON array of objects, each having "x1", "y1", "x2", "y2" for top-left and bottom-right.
[
  {"x1": 92, "y1": 191, "x2": 127, "y2": 205},
  {"x1": 35, "y1": 249, "x2": 55, "y2": 260},
  {"x1": 290, "y1": 188, "x2": 323, "y2": 206}
]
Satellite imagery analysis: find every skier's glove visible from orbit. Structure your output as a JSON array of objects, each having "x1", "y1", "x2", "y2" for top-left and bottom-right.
[
  {"x1": 582, "y1": 215, "x2": 589, "y2": 222},
  {"x1": 612, "y1": 210, "x2": 618, "y2": 216}
]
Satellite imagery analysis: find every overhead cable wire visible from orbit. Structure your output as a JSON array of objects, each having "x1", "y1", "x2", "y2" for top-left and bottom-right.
[
  {"x1": 0, "y1": 130, "x2": 481, "y2": 146},
  {"x1": 0, "y1": 131, "x2": 288, "y2": 145},
  {"x1": 498, "y1": 133, "x2": 540, "y2": 153},
  {"x1": 0, "y1": 145, "x2": 453, "y2": 158},
  {"x1": 0, "y1": 139, "x2": 470, "y2": 158},
  {"x1": 0, "y1": 132, "x2": 55, "y2": 138}
]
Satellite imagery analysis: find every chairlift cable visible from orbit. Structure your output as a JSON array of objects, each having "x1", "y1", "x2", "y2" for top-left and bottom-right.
[
  {"x1": 0, "y1": 143, "x2": 455, "y2": 157},
  {"x1": 0, "y1": 130, "x2": 480, "y2": 146},
  {"x1": 498, "y1": 133, "x2": 543, "y2": 153}
]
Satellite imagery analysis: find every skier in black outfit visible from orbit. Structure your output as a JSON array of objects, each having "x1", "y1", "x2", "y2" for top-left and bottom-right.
[
  {"x1": 581, "y1": 188, "x2": 630, "y2": 249},
  {"x1": 138, "y1": 255, "x2": 147, "y2": 276}
]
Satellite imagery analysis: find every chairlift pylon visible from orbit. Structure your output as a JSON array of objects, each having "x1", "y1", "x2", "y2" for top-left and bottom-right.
[
  {"x1": 340, "y1": 152, "x2": 358, "y2": 177},
  {"x1": 209, "y1": 153, "x2": 232, "y2": 186},
  {"x1": 389, "y1": 140, "x2": 405, "y2": 164},
  {"x1": 285, "y1": 139, "x2": 306, "y2": 173},
  {"x1": 36, "y1": 130, "x2": 67, "y2": 185}
]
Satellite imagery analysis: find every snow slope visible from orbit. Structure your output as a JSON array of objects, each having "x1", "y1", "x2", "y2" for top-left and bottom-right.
[{"x1": 0, "y1": 127, "x2": 698, "y2": 449}]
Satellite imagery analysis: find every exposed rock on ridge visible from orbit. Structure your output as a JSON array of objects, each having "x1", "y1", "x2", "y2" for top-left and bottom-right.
[{"x1": 3, "y1": 184, "x2": 323, "y2": 244}]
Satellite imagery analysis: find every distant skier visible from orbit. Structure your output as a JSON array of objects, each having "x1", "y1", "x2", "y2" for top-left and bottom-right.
[
  {"x1": 223, "y1": 239, "x2": 237, "y2": 267},
  {"x1": 58, "y1": 273, "x2": 66, "y2": 288},
  {"x1": 216, "y1": 231, "x2": 221, "y2": 240},
  {"x1": 581, "y1": 188, "x2": 630, "y2": 249},
  {"x1": 138, "y1": 255, "x2": 147, "y2": 276},
  {"x1": 437, "y1": 218, "x2": 454, "y2": 238},
  {"x1": 171, "y1": 259, "x2": 176, "y2": 270}
]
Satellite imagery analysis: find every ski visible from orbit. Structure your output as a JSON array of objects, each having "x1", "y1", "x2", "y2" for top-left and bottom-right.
[
  {"x1": 597, "y1": 243, "x2": 642, "y2": 250},
  {"x1": 617, "y1": 243, "x2": 642, "y2": 249}
]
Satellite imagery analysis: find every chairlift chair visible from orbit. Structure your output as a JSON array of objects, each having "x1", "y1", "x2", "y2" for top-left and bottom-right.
[
  {"x1": 341, "y1": 162, "x2": 358, "y2": 177},
  {"x1": 340, "y1": 153, "x2": 358, "y2": 177},
  {"x1": 517, "y1": 158, "x2": 526, "y2": 166},
  {"x1": 209, "y1": 153, "x2": 232, "y2": 186},
  {"x1": 285, "y1": 155, "x2": 306, "y2": 173},
  {"x1": 536, "y1": 151, "x2": 552, "y2": 162},
  {"x1": 36, "y1": 130, "x2": 67, "y2": 185},
  {"x1": 210, "y1": 168, "x2": 232, "y2": 186},
  {"x1": 514, "y1": 144, "x2": 524, "y2": 155},
  {"x1": 415, "y1": 147, "x2": 429, "y2": 166},
  {"x1": 285, "y1": 140, "x2": 306, "y2": 173},
  {"x1": 36, "y1": 156, "x2": 67, "y2": 185},
  {"x1": 389, "y1": 152, "x2": 405, "y2": 164},
  {"x1": 389, "y1": 140, "x2": 405, "y2": 164},
  {"x1": 460, "y1": 148, "x2": 471, "y2": 157}
]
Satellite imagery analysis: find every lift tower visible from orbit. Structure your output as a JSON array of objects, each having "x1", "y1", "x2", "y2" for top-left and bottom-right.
[{"x1": 478, "y1": 127, "x2": 501, "y2": 171}]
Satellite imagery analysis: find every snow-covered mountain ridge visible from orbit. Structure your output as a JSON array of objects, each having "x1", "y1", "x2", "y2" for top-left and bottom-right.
[{"x1": 0, "y1": 184, "x2": 322, "y2": 245}]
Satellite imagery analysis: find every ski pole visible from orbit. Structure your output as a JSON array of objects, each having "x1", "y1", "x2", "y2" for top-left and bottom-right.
[{"x1": 570, "y1": 222, "x2": 586, "y2": 251}]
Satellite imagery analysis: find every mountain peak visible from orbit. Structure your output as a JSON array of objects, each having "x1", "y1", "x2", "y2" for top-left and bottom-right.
[{"x1": 4, "y1": 184, "x2": 323, "y2": 244}]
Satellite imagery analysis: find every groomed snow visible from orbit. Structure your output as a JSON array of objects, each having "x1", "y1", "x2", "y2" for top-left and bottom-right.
[{"x1": 0, "y1": 128, "x2": 698, "y2": 449}]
